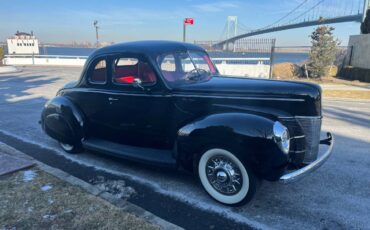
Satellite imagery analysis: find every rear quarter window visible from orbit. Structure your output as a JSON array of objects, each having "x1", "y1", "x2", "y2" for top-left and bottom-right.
[{"x1": 89, "y1": 59, "x2": 107, "y2": 84}]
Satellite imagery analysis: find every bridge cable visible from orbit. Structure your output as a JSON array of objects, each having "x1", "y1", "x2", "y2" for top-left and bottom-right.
[
  {"x1": 260, "y1": 0, "x2": 309, "y2": 29},
  {"x1": 287, "y1": 0, "x2": 325, "y2": 24}
]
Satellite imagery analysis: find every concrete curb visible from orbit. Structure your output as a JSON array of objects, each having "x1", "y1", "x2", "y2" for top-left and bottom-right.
[{"x1": 0, "y1": 141, "x2": 183, "y2": 230}]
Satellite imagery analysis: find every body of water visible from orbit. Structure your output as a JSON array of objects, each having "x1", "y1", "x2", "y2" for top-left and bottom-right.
[{"x1": 39, "y1": 47, "x2": 309, "y2": 64}]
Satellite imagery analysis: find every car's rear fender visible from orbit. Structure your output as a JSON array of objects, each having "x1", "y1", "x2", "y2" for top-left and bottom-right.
[
  {"x1": 41, "y1": 96, "x2": 85, "y2": 144},
  {"x1": 176, "y1": 113, "x2": 289, "y2": 180}
]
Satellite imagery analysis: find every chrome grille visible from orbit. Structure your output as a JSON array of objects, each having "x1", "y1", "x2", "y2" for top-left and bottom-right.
[
  {"x1": 296, "y1": 117, "x2": 322, "y2": 163},
  {"x1": 280, "y1": 117, "x2": 322, "y2": 164}
]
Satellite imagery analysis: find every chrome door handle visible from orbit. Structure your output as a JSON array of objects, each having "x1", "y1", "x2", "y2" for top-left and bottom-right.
[{"x1": 108, "y1": 97, "x2": 119, "y2": 101}]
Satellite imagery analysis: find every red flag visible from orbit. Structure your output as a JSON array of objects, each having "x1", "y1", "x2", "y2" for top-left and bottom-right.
[{"x1": 184, "y1": 18, "x2": 194, "y2": 25}]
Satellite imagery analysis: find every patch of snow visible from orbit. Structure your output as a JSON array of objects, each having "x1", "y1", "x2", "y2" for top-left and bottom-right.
[
  {"x1": 23, "y1": 170, "x2": 37, "y2": 182},
  {"x1": 90, "y1": 176, "x2": 136, "y2": 199},
  {"x1": 41, "y1": 184, "x2": 52, "y2": 191},
  {"x1": 0, "y1": 66, "x2": 20, "y2": 74},
  {"x1": 42, "y1": 214, "x2": 56, "y2": 221}
]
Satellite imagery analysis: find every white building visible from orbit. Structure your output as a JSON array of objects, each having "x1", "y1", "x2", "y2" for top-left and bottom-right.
[{"x1": 7, "y1": 31, "x2": 39, "y2": 54}]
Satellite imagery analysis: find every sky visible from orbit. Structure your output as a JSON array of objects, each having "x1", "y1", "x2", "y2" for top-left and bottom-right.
[{"x1": 0, "y1": 0, "x2": 365, "y2": 46}]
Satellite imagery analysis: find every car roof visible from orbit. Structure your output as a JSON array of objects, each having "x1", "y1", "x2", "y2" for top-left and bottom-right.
[{"x1": 92, "y1": 40, "x2": 206, "y2": 57}]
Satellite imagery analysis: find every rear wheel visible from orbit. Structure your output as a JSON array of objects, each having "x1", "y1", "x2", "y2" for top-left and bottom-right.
[
  {"x1": 198, "y1": 148, "x2": 257, "y2": 206},
  {"x1": 59, "y1": 142, "x2": 82, "y2": 154}
]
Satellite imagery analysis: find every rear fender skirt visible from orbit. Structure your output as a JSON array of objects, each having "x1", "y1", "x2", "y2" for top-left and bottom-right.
[
  {"x1": 177, "y1": 113, "x2": 289, "y2": 180},
  {"x1": 41, "y1": 96, "x2": 85, "y2": 144}
]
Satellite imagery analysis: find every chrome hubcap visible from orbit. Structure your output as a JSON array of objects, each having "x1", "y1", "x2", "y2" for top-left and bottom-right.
[
  {"x1": 206, "y1": 155, "x2": 243, "y2": 195},
  {"x1": 216, "y1": 171, "x2": 228, "y2": 183}
]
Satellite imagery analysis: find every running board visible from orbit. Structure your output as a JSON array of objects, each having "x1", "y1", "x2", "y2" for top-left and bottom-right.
[{"x1": 82, "y1": 138, "x2": 177, "y2": 168}]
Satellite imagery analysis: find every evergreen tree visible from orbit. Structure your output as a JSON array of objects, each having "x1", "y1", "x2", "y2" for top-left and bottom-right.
[
  {"x1": 0, "y1": 47, "x2": 4, "y2": 66},
  {"x1": 308, "y1": 26, "x2": 339, "y2": 78},
  {"x1": 361, "y1": 9, "x2": 370, "y2": 34}
]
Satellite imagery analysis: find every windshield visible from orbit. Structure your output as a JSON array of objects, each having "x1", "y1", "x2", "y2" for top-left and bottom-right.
[{"x1": 157, "y1": 51, "x2": 218, "y2": 87}]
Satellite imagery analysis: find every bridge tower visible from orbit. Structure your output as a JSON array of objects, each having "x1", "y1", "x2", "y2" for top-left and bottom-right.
[
  {"x1": 226, "y1": 16, "x2": 238, "y2": 39},
  {"x1": 225, "y1": 16, "x2": 238, "y2": 51}
]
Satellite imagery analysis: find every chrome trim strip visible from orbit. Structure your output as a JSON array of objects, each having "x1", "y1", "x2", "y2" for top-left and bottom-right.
[
  {"x1": 63, "y1": 88, "x2": 305, "y2": 101},
  {"x1": 64, "y1": 88, "x2": 171, "y2": 98},
  {"x1": 290, "y1": 150, "x2": 305, "y2": 153},
  {"x1": 280, "y1": 132, "x2": 334, "y2": 184},
  {"x1": 291, "y1": 135, "x2": 305, "y2": 139},
  {"x1": 173, "y1": 94, "x2": 305, "y2": 102},
  {"x1": 278, "y1": 116, "x2": 323, "y2": 119}
]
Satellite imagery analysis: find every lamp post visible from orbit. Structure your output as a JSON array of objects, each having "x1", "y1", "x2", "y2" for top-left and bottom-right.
[{"x1": 93, "y1": 20, "x2": 99, "y2": 47}]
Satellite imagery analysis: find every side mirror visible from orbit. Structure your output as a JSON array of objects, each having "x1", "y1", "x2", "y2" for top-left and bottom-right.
[{"x1": 133, "y1": 78, "x2": 144, "y2": 90}]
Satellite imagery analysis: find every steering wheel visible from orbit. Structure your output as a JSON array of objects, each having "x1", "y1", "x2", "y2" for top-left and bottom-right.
[{"x1": 185, "y1": 69, "x2": 208, "y2": 80}]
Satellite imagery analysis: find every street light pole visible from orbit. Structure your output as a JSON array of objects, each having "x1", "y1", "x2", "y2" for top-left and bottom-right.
[
  {"x1": 93, "y1": 20, "x2": 99, "y2": 47},
  {"x1": 183, "y1": 22, "x2": 186, "y2": 42}
]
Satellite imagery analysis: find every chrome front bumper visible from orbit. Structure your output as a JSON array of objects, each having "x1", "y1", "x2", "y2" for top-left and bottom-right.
[{"x1": 279, "y1": 132, "x2": 334, "y2": 184}]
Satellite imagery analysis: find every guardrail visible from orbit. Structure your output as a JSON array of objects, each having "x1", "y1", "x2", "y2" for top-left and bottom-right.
[
  {"x1": 4, "y1": 54, "x2": 88, "y2": 59},
  {"x1": 3, "y1": 54, "x2": 271, "y2": 78},
  {"x1": 3, "y1": 54, "x2": 88, "y2": 66}
]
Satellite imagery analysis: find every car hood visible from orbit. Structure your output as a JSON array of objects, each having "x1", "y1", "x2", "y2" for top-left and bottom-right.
[
  {"x1": 171, "y1": 76, "x2": 322, "y2": 117},
  {"x1": 172, "y1": 76, "x2": 321, "y2": 100}
]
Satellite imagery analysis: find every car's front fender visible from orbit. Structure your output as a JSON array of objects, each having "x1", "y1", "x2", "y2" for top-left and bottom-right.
[{"x1": 177, "y1": 113, "x2": 288, "y2": 180}]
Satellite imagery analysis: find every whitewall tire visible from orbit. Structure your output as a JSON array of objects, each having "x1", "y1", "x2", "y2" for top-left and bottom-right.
[
  {"x1": 198, "y1": 148, "x2": 256, "y2": 206},
  {"x1": 59, "y1": 142, "x2": 82, "y2": 154}
]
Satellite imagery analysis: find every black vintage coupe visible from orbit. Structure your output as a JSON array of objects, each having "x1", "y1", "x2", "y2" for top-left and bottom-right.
[{"x1": 41, "y1": 41, "x2": 334, "y2": 206}]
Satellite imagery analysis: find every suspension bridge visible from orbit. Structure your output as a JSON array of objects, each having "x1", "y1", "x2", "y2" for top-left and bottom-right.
[{"x1": 212, "y1": 0, "x2": 369, "y2": 49}]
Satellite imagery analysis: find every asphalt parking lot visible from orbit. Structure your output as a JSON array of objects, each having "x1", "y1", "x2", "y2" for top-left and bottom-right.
[{"x1": 0, "y1": 66, "x2": 369, "y2": 229}]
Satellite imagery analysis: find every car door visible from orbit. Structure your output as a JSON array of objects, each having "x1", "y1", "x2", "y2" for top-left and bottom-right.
[
  {"x1": 67, "y1": 56, "x2": 118, "y2": 141},
  {"x1": 106, "y1": 54, "x2": 173, "y2": 149}
]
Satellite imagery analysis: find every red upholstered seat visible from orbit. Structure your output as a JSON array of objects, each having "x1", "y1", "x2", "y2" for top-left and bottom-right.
[
  {"x1": 114, "y1": 65, "x2": 138, "y2": 84},
  {"x1": 140, "y1": 62, "x2": 156, "y2": 83},
  {"x1": 113, "y1": 62, "x2": 156, "y2": 84},
  {"x1": 115, "y1": 76, "x2": 135, "y2": 84}
]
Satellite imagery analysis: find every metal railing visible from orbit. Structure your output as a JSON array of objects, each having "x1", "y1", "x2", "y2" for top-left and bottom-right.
[
  {"x1": 4, "y1": 54, "x2": 88, "y2": 59},
  {"x1": 195, "y1": 38, "x2": 276, "y2": 78}
]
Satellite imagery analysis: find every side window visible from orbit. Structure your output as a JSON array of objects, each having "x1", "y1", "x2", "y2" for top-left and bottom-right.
[
  {"x1": 179, "y1": 54, "x2": 195, "y2": 73},
  {"x1": 160, "y1": 55, "x2": 176, "y2": 72},
  {"x1": 158, "y1": 54, "x2": 177, "y2": 82},
  {"x1": 89, "y1": 59, "x2": 107, "y2": 84},
  {"x1": 112, "y1": 57, "x2": 156, "y2": 85}
]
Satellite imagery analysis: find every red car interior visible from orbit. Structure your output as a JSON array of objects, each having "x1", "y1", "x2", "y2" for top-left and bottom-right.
[
  {"x1": 91, "y1": 68, "x2": 107, "y2": 82},
  {"x1": 113, "y1": 62, "x2": 156, "y2": 84}
]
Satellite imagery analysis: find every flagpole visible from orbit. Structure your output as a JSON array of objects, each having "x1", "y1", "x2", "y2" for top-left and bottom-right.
[{"x1": 183, "y1": 22, "x2": 186, "y2": 42}]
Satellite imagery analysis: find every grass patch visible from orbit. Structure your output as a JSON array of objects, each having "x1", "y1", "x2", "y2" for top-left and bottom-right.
[
  {"x1": 0, "y1": 167, "x2": 158, "y2": 230},
  {"x1": 323, "y1": 90, "x2": 370, "y2": 100}
]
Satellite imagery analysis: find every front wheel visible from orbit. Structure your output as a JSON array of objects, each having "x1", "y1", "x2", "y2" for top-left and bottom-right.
[
  {"x1": 59, "y1": 142, "x2": 82, "y2": 154},
  {"x1": 198, "y1": 148, "x2": 257, "y2": 206}
]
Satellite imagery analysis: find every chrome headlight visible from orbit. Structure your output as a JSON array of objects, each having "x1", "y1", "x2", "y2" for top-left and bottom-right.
[{"x1": 273, "y1": 121, "x2": 290, "y2": 155}]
